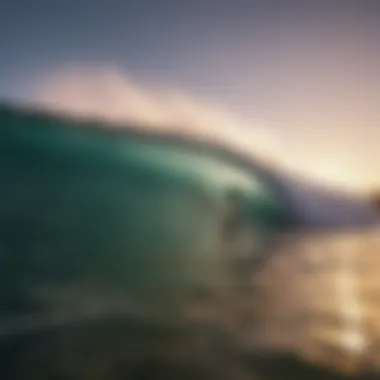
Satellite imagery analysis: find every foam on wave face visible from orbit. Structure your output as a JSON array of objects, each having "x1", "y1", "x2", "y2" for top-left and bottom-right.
[
  {"x1": 18, "y1": 64, "x2": 376, "y2": 200},
  {"x1": 29, "y1": 65, "x2": 283, "y2": 167}
]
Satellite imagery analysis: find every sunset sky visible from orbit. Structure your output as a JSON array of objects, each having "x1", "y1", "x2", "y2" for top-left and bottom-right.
[{"x1": 0, "y1": 1, "x2": 379, "y2": 193}]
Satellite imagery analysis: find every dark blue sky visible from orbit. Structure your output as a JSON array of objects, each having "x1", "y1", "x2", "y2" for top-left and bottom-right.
[
  {"x1": 1, "y1": 1, "x2": 380, "y2": 191},
  {"x1": 1, "y1": 1, "x2": 271, "y2": 91},
  {"x1": 1, "y1": 1, "x2": 377, "y2": 100}
]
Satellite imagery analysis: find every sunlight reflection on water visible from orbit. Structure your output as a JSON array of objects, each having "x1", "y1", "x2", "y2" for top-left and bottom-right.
[{"x1": 251, "y1": 228, "x2": 380, "y2": 374}]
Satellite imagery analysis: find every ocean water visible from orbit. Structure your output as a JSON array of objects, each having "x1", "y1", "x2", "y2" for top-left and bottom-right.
[{"x1": 249, "y1": 228, "x2": 380, "y2": 376}]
